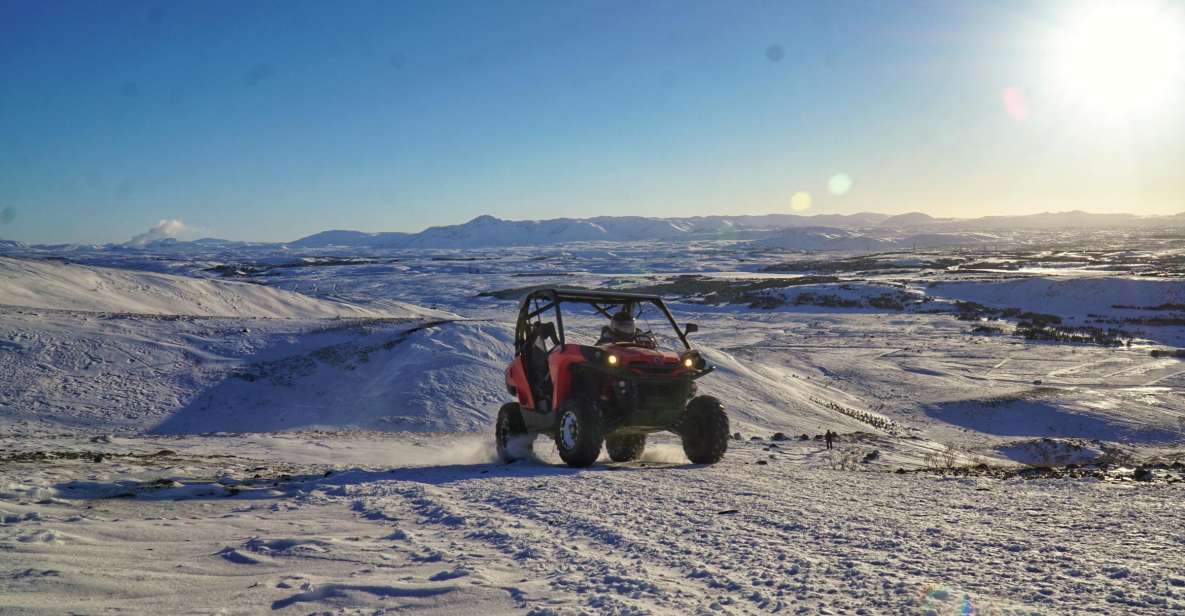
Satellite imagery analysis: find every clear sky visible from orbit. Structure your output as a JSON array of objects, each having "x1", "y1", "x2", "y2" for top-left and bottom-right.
[{"x1": 1, "y1": 0, "x2": 1182, "y2": 244}]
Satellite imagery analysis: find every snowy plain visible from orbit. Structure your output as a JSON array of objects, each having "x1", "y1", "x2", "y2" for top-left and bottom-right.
[{"x1": 3, "y1": 224, "x2": 1185, "y2": 614}]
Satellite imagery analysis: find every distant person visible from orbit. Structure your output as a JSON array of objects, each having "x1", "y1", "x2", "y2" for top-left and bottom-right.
[
  {"x1": 597, "y1": 311, "x2": 638, "y2": 345},
  {"x1": 824, "y1": 430, "x2": 835, "y2": 450}
]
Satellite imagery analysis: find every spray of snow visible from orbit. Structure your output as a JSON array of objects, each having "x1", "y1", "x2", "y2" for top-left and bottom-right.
[
  {"x1": 365, "y1": 434, "x2": 501, "y2": 468},
  {"x1": 363, "y1": 434, "x2": 553, "y2": 468},
  {"x1": 640, "y1": 443, "x2": 689, "y2": 464}
]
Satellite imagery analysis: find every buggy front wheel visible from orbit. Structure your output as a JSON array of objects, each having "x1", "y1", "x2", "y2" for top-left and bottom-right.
[
  {"x1": 679, "y1": 396, "x2": 729, "y2": 464},
  {"x1": 554, "y1": 400, "x2": 603, "y2": 468}
]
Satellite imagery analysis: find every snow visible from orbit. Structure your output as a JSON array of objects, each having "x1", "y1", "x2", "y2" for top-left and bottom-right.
[
  {"x1": 750, "y1": 227, "x2": 888, "y2": 251},
  {"x1": 3, "y1": 230, "x2": 1185, "y2": 613},
  {"x1": 2, "y1": 432, "x2": 1183, "y2": 614},
  {"x1": 928, "y1": 276, "x2": 1185, "y2": 320},
  {"x1": 0, "y1": 256, "x2": 394, "y2": 319},
  {"x1": 876, "y1": 211, "x2": 939, "y2": 228},
  {"x1": 151, "y1": 320, "x2": 515, "y2": 434}
]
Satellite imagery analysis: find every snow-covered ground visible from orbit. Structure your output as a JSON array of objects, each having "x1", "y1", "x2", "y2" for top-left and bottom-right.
[
  {"x1": 0, "y1": 256, "x2": 401, "y2": 319},
  {"x1": 3, "y1": 432, "x2": 1184, "y2": 614},
  {"x1": 3, "y1": 235, "x2": 1185, "y2": 614}
]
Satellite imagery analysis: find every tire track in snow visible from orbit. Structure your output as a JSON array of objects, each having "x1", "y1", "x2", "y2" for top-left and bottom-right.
[
  {"x1": 336, "y1": 456, "x2": 1185, "y2": 615},
  {"x1": 350, "y1": 478, "x2": 694, "y2": 614}
]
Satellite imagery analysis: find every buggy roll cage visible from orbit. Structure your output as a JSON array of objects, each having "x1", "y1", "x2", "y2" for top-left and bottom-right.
[{"x1": 515, "y1": 288, "x2": 692, "y2": 350}]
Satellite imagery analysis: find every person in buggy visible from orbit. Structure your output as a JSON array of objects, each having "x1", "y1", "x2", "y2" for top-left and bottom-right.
[{"x1": 596, "y1": 310, "x2": 656, "y2": 347}]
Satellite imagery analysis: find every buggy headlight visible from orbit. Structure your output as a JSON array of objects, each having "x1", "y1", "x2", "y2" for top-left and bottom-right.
[
  {"x1": 681, "y1": 350, "x2": 704, "y2": 370},
  {"x1": 607, "y1": 354, "x2": 618, "y2": 366}
]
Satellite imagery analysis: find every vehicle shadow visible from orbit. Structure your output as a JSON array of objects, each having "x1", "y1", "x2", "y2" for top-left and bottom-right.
[
  {"x1": 47, "y1": 459, "x2": 701, "y2": 501},
  {"x1": 374, "y1": 458, "x2": 699, "y2": 486}
]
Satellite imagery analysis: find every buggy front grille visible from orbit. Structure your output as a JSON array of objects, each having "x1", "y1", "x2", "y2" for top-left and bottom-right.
[
  {"x1": 629, "y1": 362, "x2": 679, "y2": 376},
  {"x1": 636, "y1": 380, "x2": 685, "y2": 407}
]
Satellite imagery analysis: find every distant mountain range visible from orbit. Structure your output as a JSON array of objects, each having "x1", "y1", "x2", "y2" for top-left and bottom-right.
[
  {"x1": 285, "y1": 210, "x2": 1185, "y2": 249},
  {"x1": 289, "y1": 213, "x2": 894, "y2": 249},
  {"x1": 3, "y1": 211, "x2": 1183, "y2": 253}
]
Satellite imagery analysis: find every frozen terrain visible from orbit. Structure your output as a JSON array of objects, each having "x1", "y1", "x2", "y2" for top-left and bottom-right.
[
  {"x1": 4, "y1": 432, "x2": 1184, "y2": 615},
  {"x1": 3, "y1": 226, "x2": 1185, "y2": 614}
]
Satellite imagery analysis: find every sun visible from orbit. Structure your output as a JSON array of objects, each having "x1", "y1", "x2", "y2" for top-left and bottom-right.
[{"x1": 1048, "y1": 1, "x2": 1185, "y2": 120}]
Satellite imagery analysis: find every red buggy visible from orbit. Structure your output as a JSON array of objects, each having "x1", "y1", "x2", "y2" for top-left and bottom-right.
[{"x1": 496, "y1": 288, "x2": 728, "y2": 467}]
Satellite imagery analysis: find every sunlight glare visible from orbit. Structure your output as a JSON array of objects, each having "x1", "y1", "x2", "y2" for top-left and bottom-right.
[{"x1": 1049, "y1": 1, "x2": 1185, "y2": 119}]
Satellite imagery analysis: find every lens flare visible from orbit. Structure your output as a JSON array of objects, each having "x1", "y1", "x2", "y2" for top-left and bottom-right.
[
  {"x1": 828, "y1": 174, "x2": 853, "y2": 196},
  {"x1": 790, "y1": 192, "x2": 812, "y2": 211},
  {"x1": 1002, "y1": 86, "x2": 1029, "y2": 122}
]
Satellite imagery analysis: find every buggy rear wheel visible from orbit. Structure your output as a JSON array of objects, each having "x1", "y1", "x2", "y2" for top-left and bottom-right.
[
  {"x1": 495, "y1": 402, "x2": 534, "y2": 462},
  {"x1": 679, "y1": 395, "x2": 729, "y2": 464},
  {"x1": 606, "y1": 434, "x2": 647, "y2": 462},
  {"x1": 554, "y1": 399, "x2": 603, "y2": 468}
]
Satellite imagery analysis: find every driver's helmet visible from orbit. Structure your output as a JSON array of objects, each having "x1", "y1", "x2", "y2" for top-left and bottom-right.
[{"x1": 609, "y1": 311, "x2": 636, "y2": 337}]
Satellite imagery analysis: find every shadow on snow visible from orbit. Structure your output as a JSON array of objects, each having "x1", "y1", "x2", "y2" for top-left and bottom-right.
[{"x1": 47, "y1": 459, "x2": 702, "y2": 501}]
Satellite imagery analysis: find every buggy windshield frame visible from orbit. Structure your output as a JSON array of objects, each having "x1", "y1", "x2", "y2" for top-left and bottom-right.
[{"x1": 515, "y1": 288, "x2": 691, "y2": 350}]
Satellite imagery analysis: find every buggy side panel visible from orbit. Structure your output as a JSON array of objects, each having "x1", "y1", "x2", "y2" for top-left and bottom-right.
[
  {"x1": 506, "y1": 358, "x2": 534, "y2": 409},
  {"x1": 548, "y1": 344, "x2": 588, "y2": 410}
]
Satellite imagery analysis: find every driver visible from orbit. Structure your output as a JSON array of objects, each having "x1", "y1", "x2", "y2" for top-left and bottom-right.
[{"x1": 596, "y1": 311, "x2": 638, "y2": 345}]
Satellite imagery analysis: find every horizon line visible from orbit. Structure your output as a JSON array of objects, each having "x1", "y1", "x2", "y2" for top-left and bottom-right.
[{"x1": 5, "y1": 208, "x2": 1185, "y2": 247}]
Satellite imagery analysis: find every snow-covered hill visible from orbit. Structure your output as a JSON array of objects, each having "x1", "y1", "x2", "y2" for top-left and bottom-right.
[
  {"x1": 876, "y1": 211, "x2": 939, "y2": 228},
  {"x1": 751, "y1": 227, "x2": 997, "y2": 251},
  {"x1": 150, "y1": 320, "x2": 515, "y2": 434},
  {"x1": 748, "y1": 227, "x2": 887, "y2": 251},
  {"x1": 0, "y1": 252, "x2": 893, "y2": 437},
  {"x1": 927, "y1": 276, "x2": 1185, "y2": 321},
  {"x1": 288, "y1": 229, "x2": 413, "y2": 248},
  {"x1": 4, "y1": 240, "x2": 1185, "y2": 615},
  {"x1": 0, "y1": 257, "x2": 389, "y2": 319},
  {"x1": 0, "y1": 304, "x2": 883, "y2": 437},
  {"x1": 5, "y1": 249, "x2": 1185, "y2": 446}
]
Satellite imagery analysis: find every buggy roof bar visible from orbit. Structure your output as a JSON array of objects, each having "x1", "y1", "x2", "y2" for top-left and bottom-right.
[
  {"x1": 517, "y1": 287, "x2": 691, "y2": 350},
  {"x1": 526, "y1": 287, "x2": 665, "y2": 303}
]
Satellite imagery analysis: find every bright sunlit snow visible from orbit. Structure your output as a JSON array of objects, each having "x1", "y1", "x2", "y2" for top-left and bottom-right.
[{"x1": 3, "y1": 215, "x2": 1185, "y2": 614}]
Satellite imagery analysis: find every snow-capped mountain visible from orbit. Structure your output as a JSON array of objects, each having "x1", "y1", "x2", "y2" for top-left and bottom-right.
[
  {"x1": 749, "y1": 227, "x2": 892, "y2": 251},
  {"x1": 3, "y1": 211, "x2": 1183, "y2": 254},
  {"x1": 288, "y1": 229, "x2": 413, "y2": 248},
  {"x1": 290, "y1": 211, "x2": 1185, "y2": 249},
  {"x1": 292, "y1": 213, "x2": 895, "y2": 249},
  {"x1": 876, "y1": 212, "x2": 941, "y2": 228}
]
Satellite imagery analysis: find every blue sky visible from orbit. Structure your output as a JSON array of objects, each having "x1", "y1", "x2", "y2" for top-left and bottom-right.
[{"x1": 1, "y1": 0, "x2": 1182, "y2": 243}]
